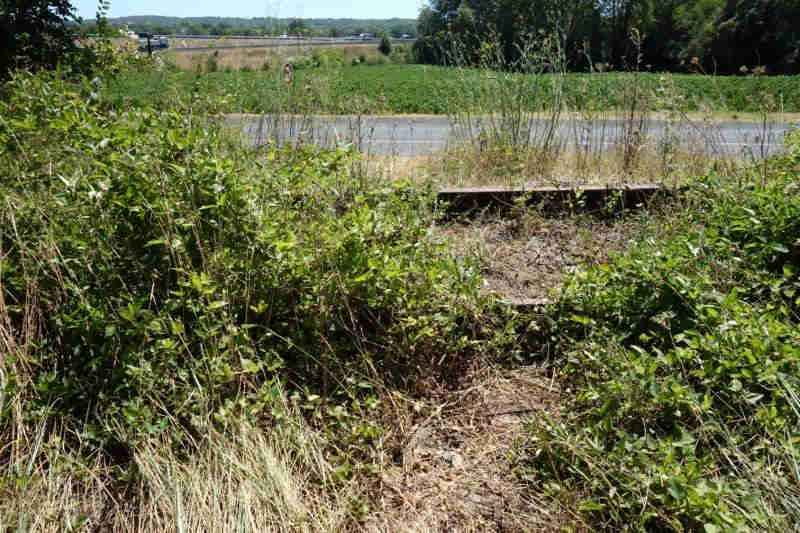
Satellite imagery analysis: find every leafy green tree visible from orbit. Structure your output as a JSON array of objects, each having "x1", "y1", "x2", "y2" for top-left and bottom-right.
[
  {"x1": 288, "y1": 18, "x2": 306, "y2": 36},
  {"x1": 415, "y1": 0, "x2": 800, "y2": 72},
  {"x1": 676, "y1": 0, "x2": 800, "y2": 73},
  {"x1": 414, "y1": 0, "x2": 600, "y2": 69},
  {"x1": 0, "y1": 0, "x2": 82, "y2": 76}
]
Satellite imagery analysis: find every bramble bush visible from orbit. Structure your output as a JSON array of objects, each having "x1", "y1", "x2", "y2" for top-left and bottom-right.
[
  {"x1": 0, "y1": 70, "x2": 510, "y2": 471},
  {"x1": 524, "y1": 132, "x2": 800, "y2": 530}
]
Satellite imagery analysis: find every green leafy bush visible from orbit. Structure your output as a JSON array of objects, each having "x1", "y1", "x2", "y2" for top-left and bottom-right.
[
  {"x1": 205, "y1": 51, "x2": 219, "y2": 73},
  {"x1": 524, "y1": 133, "x2": 800, "y2": 530},
  {"x1": 0, "y1": 71, "x2": 504, "y2": 462}
]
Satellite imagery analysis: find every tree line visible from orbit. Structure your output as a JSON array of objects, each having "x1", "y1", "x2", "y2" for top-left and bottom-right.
[
  {"x1": 1, "y1": 0, "x2": 97, "y2": 77},
  {"x1": 413, "y1": 0, "x2": 800, "y2": 74},
  {"x1": 99, "y1": 16, "x2": 418, "y2": 39}
]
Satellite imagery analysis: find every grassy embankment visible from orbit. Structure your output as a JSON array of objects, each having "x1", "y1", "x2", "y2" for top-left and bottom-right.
[
  {"x1": 521, "y1": 131, "x2": 800, "y2": 531},
  {"x1": 0, "y1": 69, "x2": 518, "y2": 530}
]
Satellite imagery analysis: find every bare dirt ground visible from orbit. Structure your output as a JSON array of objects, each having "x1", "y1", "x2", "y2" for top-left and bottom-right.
[
  {"x1": 366, "y1": 365, "x2": 566, "y2": 532},
  {"x1": 359, "y1": 211, "x2": 642, "y2": 531},
  {"x1": 438, "y1": 212, "x2": 642, "y2": 303}
]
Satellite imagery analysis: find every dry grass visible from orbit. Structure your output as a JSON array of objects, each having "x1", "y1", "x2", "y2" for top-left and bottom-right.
[
  {"x1": 345, "y1": 108, "x2": 766, "y2": 188},
  {"x1": 131, "y1": 421, "x2": 357, "y2": 533},
  {"x1": 435, "y1": 211, "x2": 646, "y2": 303},
  {"x1": 174, "y1": 38, "x2": 306, "y2": 49},
  {"x1": 2, "y1": 365, "x2": 565, "y2": 533},
  {"x1": 162, "y1": 43, "x2": 382, "y2": 72},
  {"x1": 366, "y1": 364, "x2": 565, "y2": 532},
  {"x1": 358, "y1": 144, "x2": 743, "y2": 189},
  {"x1": 421, "y1": 145, "x2": 719, "y2": 188},
  {"x1": 431, "y1": 114, "x2": 759, "y2": 188},
  {"x1": 0, "y1": 387, "x2": 359, "y2": 532}
]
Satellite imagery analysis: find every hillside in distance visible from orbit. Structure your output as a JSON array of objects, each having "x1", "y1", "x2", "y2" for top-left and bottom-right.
[{"x1": 107, "y1": 16, "x2": 418, "y2": 38}]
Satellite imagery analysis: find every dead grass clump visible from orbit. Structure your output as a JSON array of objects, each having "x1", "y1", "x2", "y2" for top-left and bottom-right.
[
  {"x1": 1, "y1": 410, "x2": 360, "y2": 532},
  {"x1": 132, "y1": 420, "x2": 357, "y2": 532},
  {"x1": 436, "y1": 212, "x2": 645, "y2": 303},
  {"x1": 420, "y1": 139, "x2": 742, "y2": 189},
  {"x1": 164, "y1": 43, "x2": 383, "y2": 72},
  {"x1": 366, "y1": 365, "x2": 565, "y2": 532}
]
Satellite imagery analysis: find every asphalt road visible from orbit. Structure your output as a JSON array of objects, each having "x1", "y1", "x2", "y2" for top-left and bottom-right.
[
  {"x1": 166, "y1": 38, "x2": 412, "y2": 53},
  {"x1": 228, "y1": 114, "x2": 797, "y2": 158}
]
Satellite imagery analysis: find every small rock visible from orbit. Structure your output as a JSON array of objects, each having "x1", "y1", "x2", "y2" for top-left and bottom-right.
[
  {"x1": 441, "y1": 451, "x2": 464, "y2": 468},
  {"x1": 466, "y1": 492, "x2": 485, "y2": 505}
]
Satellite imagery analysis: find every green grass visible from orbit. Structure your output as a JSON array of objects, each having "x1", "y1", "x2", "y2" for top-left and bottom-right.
[{"x1": 105, "y1": 64, "x2": 800, "y2": 115}]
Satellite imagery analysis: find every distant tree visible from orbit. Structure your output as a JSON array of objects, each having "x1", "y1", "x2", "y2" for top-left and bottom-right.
[
  {"x1": 414, "y1": 0, "x2": 800, "y2": 73},
  {"x1": 0, "y1": 0, "x2": 83, "y2": 77},
  {"x1": 378, "y1": 34, "x2": 392, "y2": 55},
  {"x1": 288, "y1": 18, "x2": 306, "y2": 36},
  {"x1": 678, "y1": 0, "x2": 800, "y2": 73},
  {"x1": 210, "y1": 23, "x2": 228, "y2": 35}
]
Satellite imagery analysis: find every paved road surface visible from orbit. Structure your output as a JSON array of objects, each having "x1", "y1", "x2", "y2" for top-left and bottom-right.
[
  {"x1": 166, "y1": 37, "x2": 412, "y2": 53},
  {"x1": 228, "y1": 114, "x2": 797, "y2": 158}
]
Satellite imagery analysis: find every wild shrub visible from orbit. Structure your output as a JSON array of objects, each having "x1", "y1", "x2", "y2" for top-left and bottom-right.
[
  {"x1": 0, "y1": 71, "x2": 506, "y2": 468},
  {"x1": 524, "y1": 132, "x2": 800, "y2": 530},
  {"x1": 313, "y1": 48, "x2": 345, "y2": 69},
  {"x1": 378, "y1": 36, "x2": 392, "y2": 57}
]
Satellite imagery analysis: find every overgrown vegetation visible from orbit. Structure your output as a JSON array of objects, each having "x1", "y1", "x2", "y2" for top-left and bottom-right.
[
  {"x1": 5, "y1": 4, "x2": 800, "y2": 529},
  {"x1": 0, "y1": 68, "x2": 518, "y2": 528},
  {"x1": 523, "y1": 132, "x2": 800, "y2": 530}
]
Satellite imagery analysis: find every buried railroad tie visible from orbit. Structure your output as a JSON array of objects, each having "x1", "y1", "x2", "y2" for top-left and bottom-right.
[
  {"x1": 436, "y1": 183, "x2": 678, "y2": 217},
  {"x1": 502, "y1": 297, "x2": 551, "y2": 313}
]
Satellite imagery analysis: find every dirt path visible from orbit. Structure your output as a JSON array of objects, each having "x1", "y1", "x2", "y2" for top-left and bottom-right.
[
  {"x1": 438, "y1": 213, "x2": 642, "y2": 303},
  {"x1": 366, "y1": 365, "x2": 564, "y2": 532},
  {"x1": 359, "y1": 212, "x2": 642, "y2": 531}
]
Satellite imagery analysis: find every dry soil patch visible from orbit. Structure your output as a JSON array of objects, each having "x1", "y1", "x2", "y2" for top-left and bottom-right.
[
  {"x1": 438, "y1": 214, "x2": 641, "y2": 303},
  {"x1": 366, "y1": 365, "x2": 564, "y2": 532}
]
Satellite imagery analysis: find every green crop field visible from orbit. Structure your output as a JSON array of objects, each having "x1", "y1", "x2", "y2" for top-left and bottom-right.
[{"x1": 106, "y1": 64, "x2": 800, "y2": 115}]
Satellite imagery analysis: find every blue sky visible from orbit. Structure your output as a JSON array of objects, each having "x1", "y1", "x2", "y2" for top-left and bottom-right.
[{"x1": 72, "y1": 0, "x2": 424, "y2": 20}]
